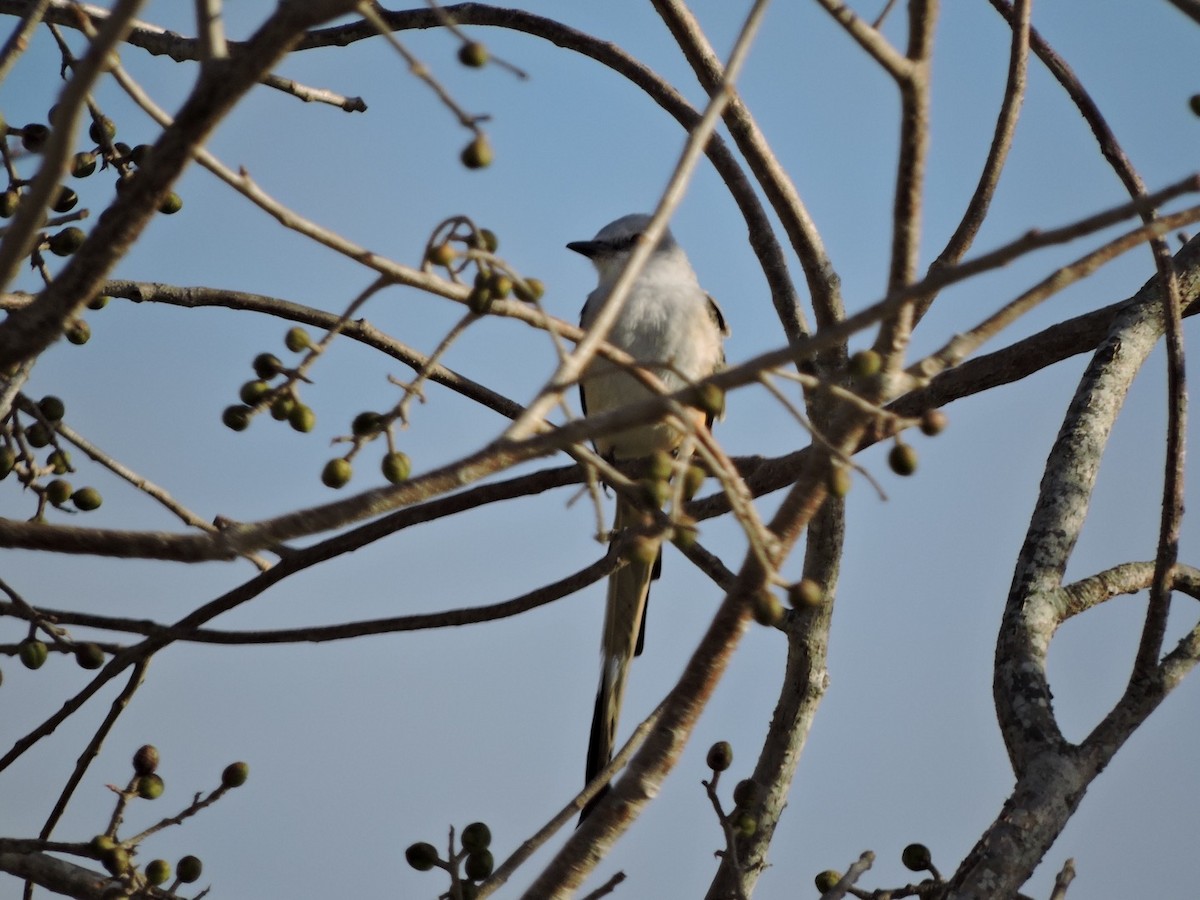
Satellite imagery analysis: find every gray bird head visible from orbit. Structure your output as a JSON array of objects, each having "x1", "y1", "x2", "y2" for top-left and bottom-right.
[{"x1": 567, "y1": 214, "x2": 681, "y2": 283}]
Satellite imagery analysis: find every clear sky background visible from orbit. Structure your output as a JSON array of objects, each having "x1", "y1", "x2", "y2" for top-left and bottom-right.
[{"x1": 2, "y1": 2, "x2": 1198, "y2": 898}]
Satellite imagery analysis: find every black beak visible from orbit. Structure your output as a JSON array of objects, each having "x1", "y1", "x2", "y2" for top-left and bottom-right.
[{"x1": 566, "y1": 240, "x2": 602, "y2": 258}]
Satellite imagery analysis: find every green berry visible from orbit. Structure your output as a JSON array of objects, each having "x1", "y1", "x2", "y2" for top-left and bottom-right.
[
  {"x1": 848, "y1": 349, "x2": 882, "y2": 380},
  {"x1": 814, "y1": 870, "x2": 842, "y2": 893},
  {"x1": 128, "y1": 144, "x2": 151, "y2": 166},
  {"x1": 647, "y1": 450, "x2": 674, "y2": 482},
  {"x1": 284, "y1": 326, "x2": 311, "y2": 352},
  {"x1": 888, "y1": 442, "x2": 918, "y2": 476},
  {"x1": 65, "y1": 319, "x2": 90, "y2": 344},
  {"x1": 144, "y1": 858, "x2": 171, "y2": 886},
  {"x1": 464, "y1": 848, "x2": 494, "y2": 881},
  {"x1": 0, "y1": 446, "x2": 15, "y2": 478},
  {"x1": 788, "y1": 578, "x2": 824, "y2": 608},
  {"x1": 732, "y1": 810, "x2": 757, "y2": 838},
  {"x1": 222, "y1": 405, "x2": 252, "y2": 432},
  {"x1": 458, "y1": 41, "x2": 489, "y2": 67},
  {"x1": 638, "y1": 477, "x2": 669, "y2": 508},
  {"x1": 71, "y1": 151, "x2": 97, "y2": 178},
  {"x1": 321, "y1": 458, "x2": 352, "y2": 489},
  {"x1": 513, "y1": 277, "x2": 545, "y2": 303},
  {"x1": 752, "y1": 590, "x2": 784, "y2": 627},
  {"x1": 102, "y1": 846, "x2": 130, "y2": 876},
  {"x1": 132, "y1": 744, "x2": 159, "y2": 775},
  {"x1": 270, "y1": 394, "x2": 295, "y2": 421},
  {"x1": 428, "y1": 243, "x2": 456, "y2": 267},
  {"x1": 919, "y1": 409, "x2": 948, "y2": 436},
  {"x1": 0, "y1": 189, "x2": 18, "y2": 218},
  {"x1": 176, "y1": 855, "x2": 202, "y2": 883},
  {"x1": 488, "y1": 272, "x2": 512, "y2": 299},
  {"x1": 902, "y1": 842, "x2": 932, "y2": 872},
  {"x1": 88, "y1": 117, "x2": 116, "y2": 144},
  {"x1": 46, "y1": 478, "x2": 73, "y2": 505},
  {"x1": 72, "y1": 486, "x2": 102, "y2": 511},
  {"x1": 405, "y1": 841, "x2": 438, "y2": 871},
  {"x1": 252, "y1": 352, "x2": 283, "y2": 379},
  {"x1": 47, "y1": 227, "x2": 86, "y2": 256},
  {"x1": 681, "y1": 464, "x2": 707, "y2": 501},
  {"x1": 89, "y1": 834, "x2": 117, "y2": 854},
  {"x1": 75, "y1": 642, "x2": 105, "y2": 669},
  {"x1": 671, "y1": 514, "x2": 698, "y2": 551},
  {"x1": 460, "y1": 134, "x2": 493, "y2": 170},
  {"x1": 467, "y1": 283, "x2": 493, "y2": 315},
  {"x1": 158, "y1": 192, "x2": 183, "y2": 214},
  {"x1": 476, "y1": 229, "x2": 499, "y2": 253},
  {"x1": 19, "y1": 639, "x2": 48, "y2": 670},
  {"x1": 87, "y1": 294, "x2": 110, "y2": 310},
  {"x1": 239, "y1": 380, "x2": 271, "y2": 405},
  {"x1": 381, "y1": 451, "x2": 411, "y2": 484},
  {"x1": 706, "y1": 741, "x2": 733, "y2": 772},
  {"x1": 25, "y1": 422, "x2": 51, "y2": 447},
  {"x1": 733, "y1": 778, "x2": 763, "y2": 808},
  {"x1": 52, "y1": 185, "x2": 78, "y2": 213},
  {"x1": 137, "y1": 772, "x2": 164, "y2": 799},
  {"x1": 826, "y1": 465, "x2": 851, "y2": 498},
  {"x1": 461, "y1": 821, "x2": 491, "y2": 852},
  {"x1": 222, "y1": 761, "x2": 249, "y2": 788},
  {"x1": 38, "y1": 395, "x2": 66, "y2": 421},
  {"x1": 288, "y1": 403, "x2": 316, "y2": 433},
  {"x1": 351, "y1": 411, "x2": 383, "y2": 437},
  {"x1": 21, "y1": 123, "x2": 50, "y2": 152},
  {"x1": 48, "y1": 449, "x2": 71, "y2": 474}
]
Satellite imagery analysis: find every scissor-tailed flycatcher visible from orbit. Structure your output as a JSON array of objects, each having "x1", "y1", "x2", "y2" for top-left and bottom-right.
[{"x1": 568, "y1": 213, "x2": 728, "y2": 819}]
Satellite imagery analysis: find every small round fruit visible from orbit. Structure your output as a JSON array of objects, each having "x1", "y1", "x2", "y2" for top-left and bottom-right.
[
  {"x1": 252, "y1": 352, "x2": 283, "y2": 379},
  {"x1": 158, "y1": 192, "x2": 183, "y2": 214},
  {"x1": 733, "y1": 778, "x2": 763, "y2": 809},
  {"x1": 0, "y1": 446, "x2": 16, "y2": 478},
  {"x1": 888, "y1": 443, "x2": 918, "y2": 476},
  {"x1": 624, "y1": 535, "x2": 659, "y2": 568},
  {"x1": 71, "y1": 151, "x2": 97, "y2": 177},
  {"x1": 467, "y1": 284, "x2": 493, "y2": 315},
  {"x1": 270, "y1": 395, "x2": 295, "y2": 421},
  {"x1": 848, "y1": 348, "x2": 882, "y2": 380},
  {"x1": 144, "y1": 858, "x2": 171, "y2": 886},
  {"x1": 381, "y1": 451, "x2": 411, "y2": 484},
  {"x1": 21, "y1": 123, "x2": 50, "y2": 152},
  {"x1": 38, "y1": 395, "x2": 66, "y2": 421},
  {"x1": 460, "y1": 134, "x2": 493, "y2": 170},
  {"x1": 176, "y1": 855, "x2": 202, "y2": 883},
  {"x1": 87, "y1": 294, "x2": 110, "y2": 310},
  {"x1": 137, "y1": 773, "x2": 164, "y2": 799},
  {"x1": 351, "y1": 411, "x2": 383, "y2": 437},
  {"x1": 488, "y1": 273, "x2": 512, "y2": 299},
  {"x1": 102, "y1": 846, "x2": 130, "y2": 876},
  {"x1": 461, "y1": 821, "x2": 491, "y2": 853},
  {"x1": 321, "y1": 458, "x2": 352, "y2": 489},
  {"x1": 25, "y1": 422, "x2": 51, "y2": 448},
  {"x1": 65, "y1": 319, "x2": 91, "y2": 344},
  {"x1": 48, "y1": 227, "x2": 86, "y2": 256},
  {"x1": 464, "y1": 848, "x2": 494, "y2": 881},
  {"x1": 222, "y1": 761, "x2": 249, "y2": 788},
  {"x1": 46, "y1": 478, "x2": 73, "y2": 505},
  {"x1": 48, "y1": 450, "x2": 71, "y2": 474},
  {"x1": 288, "y1": 403, "x2": 316, "y2": 433},
  {"x1": 1190, "y1": 94, "x2": 1200, "y2": 117},
  {"x1": 428, "y1": 242, "x2": 457, "y2": 267},
  {"x1": 826, "y1": 464, "x2": 851, "y2": 498},
  {"x1": 90, "y1": 834, "x2": 118, "y2": 854},
  {"x1": 19, "y1": 639, "x2": 48, "y2": 670},
  {"x1": 52, "y1": 186, "x2": 78, "y2": 213},
  {"x1": 752, "y1": 591, "x2": 784, "y2": 627},
  {"x1": 88, "y1": 117, "x2": 116, "y2": 144},
  {"x1": 919, "y1": 409, "x2": 948, "y2": 436},
  {"x1": 902, "y1": 842, "x2": 932, "y2": 872},
  {"x1": 814, "y1": 869, "x2": 841, "y2": 893},
  {"x1": 513, "y1": 277, "x2": 544, "y2": 303},
  {"x1": 72, "y1": 486, "x2": 102, "y2": 511},
  {"x1": 75, "y1": 643, "x2": 105, "y2": 669},
  {"x1": 128, "y1": 144, "x2": 151, "y2": 166},
  {"x1": 284, "y1": 326, "x2": 311, "y2": 352},
  {"x1": 239, "y1": 380, "x2": 271, "y2": 405},
  {"x1": 788, "y1": 578, "x2": 824, "y2": 608},
  {"x1": 405, "y1": 841, "x2": 438, "y2": 871},
  {"x1": 222, "y1": 405, "x2": 252, "y2": 432},
  {"x1": 638, "y1": 477, "x2": 669, "y2": 508},
  {"x1": 0, "y1": 189, "x2": 18, "y2": 218},
  {"x1": 458, "y1": 41, "x2": 488, "y2": 67},
  {"x1": 132, "y1": 744, "x2": 159, "y2": 775},
  {"x1": 671, "y1": 515, "x2": 698, "y2": 551},
  {"x1": 682, "y1": 464, "x2": 706, "y2": 501},
  {"x1": 476, "y1": 229, "x2": 499, "y2": 253},
  {"x1": 706, "y1": 740, "x2": 733, "y2": 772}
]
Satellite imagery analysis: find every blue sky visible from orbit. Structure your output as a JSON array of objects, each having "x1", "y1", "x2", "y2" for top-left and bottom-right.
[{"x1": 1, "y1": 1, "x2": 1198, "y2": 897}]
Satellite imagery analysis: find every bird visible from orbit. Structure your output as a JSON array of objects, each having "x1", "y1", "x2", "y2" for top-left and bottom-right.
[{"x1": 568, "y1": 213, "x2": 728, "y2": 820}]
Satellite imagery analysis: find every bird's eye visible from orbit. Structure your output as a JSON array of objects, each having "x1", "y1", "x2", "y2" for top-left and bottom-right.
[{"x1": 615, "y1": 234, "x2": 640, "y2": 251}]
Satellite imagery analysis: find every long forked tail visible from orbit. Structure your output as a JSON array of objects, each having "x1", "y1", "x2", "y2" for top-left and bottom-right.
[{"x1": 581, "y1": 494, "x2": 660, "y2": 822}]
